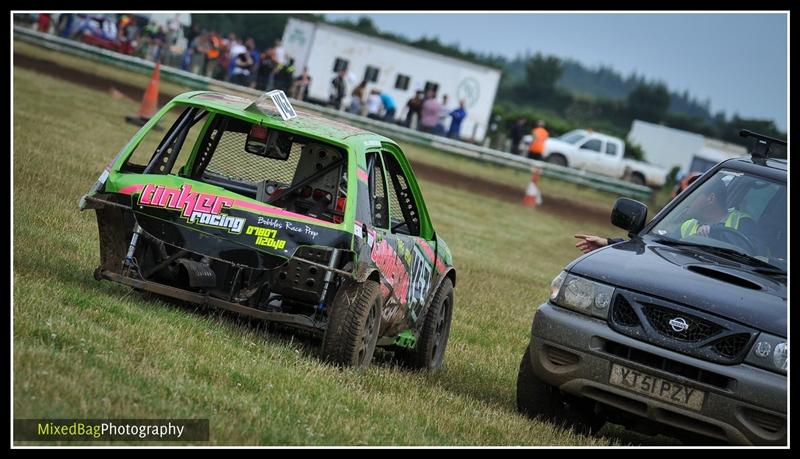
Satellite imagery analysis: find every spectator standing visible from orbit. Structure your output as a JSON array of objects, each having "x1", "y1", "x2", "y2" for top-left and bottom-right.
[
  {"x1": 56, "y1": 13, "x2": 74, "y2": 38},
  {"x1": 419, "y1": 89, "x2": 442, "y2": 134},
  {"x1": 289, "y1": 66, "x2": 311, "y2": 100},
  {"x1": 256, "y1": 49, "x2": 275, "y2": 90},
  {"x1": 510, "y1": 117, "x2": 527, "y2": 155},
  {"x1": 226, "y1": 35, "x2": 246, "y2": 81},
  {"x1": 329, "y1": 68, "x2": 347, "y2": 110},
  {"x1": 435, "y1": 94, "x2": 450, "y2": 136},
  {"x1": 245, "y1": 38, "x2": 260, "y2": 88},
  {"x1": 404, "y1": 91, "x2": 424, "y2": 128},
  {"x1": 37, "y1": 13, "x2": 51, "y2": 33},
  {"x1": 528, "y1": 120, "x2": 549, "y2": 160},
  {"x1": 203, "y1": 31, "x2": 221, "y2": 78},
  {"x1": 447, "y1": 100, "x2": 467, "y2": 140},
  {"x1": 379, "y1": 91, "x2": 397, "y2": 122},
  {"x1": 275, "y1": 58, "x2": 296, "y2": 92},
  {"x1": 348, "y1": 80, "x2": 367, "y2": 115},
  {"x1": 273, "y1": 39, "x2": 286, "y2": 66},
  {"x1": 188, "y1": 31, "x2": 208, "y2": 75},
  {"x1": 231, "y1": 45, "x2": 254, "y2": 86},
  {"x1": 366, "y1": 90, "x2": 384, "y2": 120}
]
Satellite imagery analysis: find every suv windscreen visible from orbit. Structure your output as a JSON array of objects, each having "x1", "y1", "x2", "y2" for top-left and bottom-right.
[{"x1": 648, "y1": 168, "x2": 787, "y2": 272}]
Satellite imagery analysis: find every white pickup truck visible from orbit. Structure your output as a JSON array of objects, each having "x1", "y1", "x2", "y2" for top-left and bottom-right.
[{"x1": 521, "y1": 129, "x2": 668, "y2": 188}]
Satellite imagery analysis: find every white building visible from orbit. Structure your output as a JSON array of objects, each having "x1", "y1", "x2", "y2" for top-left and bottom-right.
[
  {"x1": 281, "y1": 18, "x2": 502, "y2": 142},
  {"x1": 627, "y1": 119, "x2": 747, "y2": 175}
]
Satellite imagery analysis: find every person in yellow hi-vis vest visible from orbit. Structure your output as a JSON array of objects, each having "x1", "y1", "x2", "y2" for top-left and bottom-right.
[
  {"x1": 677, "y1": 178, "x2": 753, "y2": 239},
  {"x1": 575, "y1": 176, "x2": 755, "y2": 254}
]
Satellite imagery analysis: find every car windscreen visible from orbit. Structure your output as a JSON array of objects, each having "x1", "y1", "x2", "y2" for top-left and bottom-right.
[
  {"x1": 559, "y1": 130, "x2": 587, "y2": 144},
  {"x1": 648, "y1": 168, "x2": 786, "y2": 272},
  {"x1": 192, "y1": 114, "x2": 348, "y2": 224}
]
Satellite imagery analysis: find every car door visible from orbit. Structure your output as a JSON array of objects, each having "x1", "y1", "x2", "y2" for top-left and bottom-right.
[
  {"x1": 575, "y1": 137, "x2": 604, "y2": 170},
  {"x1": 592, "y1": 138, "x2": 624, "y2": 177},
  {"x1": 365, "y1": 150, "x2": 435, "y2": 332}
]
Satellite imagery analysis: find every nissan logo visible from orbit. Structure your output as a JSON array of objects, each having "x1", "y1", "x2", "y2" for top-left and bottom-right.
[{"x1": 669, "y1": 317, "x2": 689, "y2": 332}]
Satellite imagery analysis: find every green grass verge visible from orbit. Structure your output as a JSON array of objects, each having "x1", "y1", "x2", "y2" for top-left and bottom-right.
[{"x1": 13, "y1": 63, "x2": 679, "y2": 445}]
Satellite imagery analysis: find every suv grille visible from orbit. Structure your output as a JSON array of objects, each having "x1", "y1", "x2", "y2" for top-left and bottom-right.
[
  {"x1": 641, "y1": 303, "x2": 722, "y2": 342},
  {"x1": 711, "y1": 333, "x2": 752, "y2": 359},
  {"x1": 611, "y1": 295, "x2": 640, "y2": 327},
  {"x1": 608, "y1": 290, "x2": 756, "y2": 365}
]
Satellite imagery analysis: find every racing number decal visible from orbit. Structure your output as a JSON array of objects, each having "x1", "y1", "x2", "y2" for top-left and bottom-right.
[{"x1": 409, "y1": 245, "x2": 433, "y2": 320}]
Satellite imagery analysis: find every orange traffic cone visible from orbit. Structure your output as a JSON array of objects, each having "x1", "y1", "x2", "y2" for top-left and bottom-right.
[
  {"x1": 522, "y1": 167, "x2": 543, "y2": 207},
  {"x1": 125, "y1": 62, "x2": 161, "y2": 127}
]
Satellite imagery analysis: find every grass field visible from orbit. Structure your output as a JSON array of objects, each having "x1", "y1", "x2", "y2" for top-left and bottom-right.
[{"x1": 13, "y1": 61, "x2": 679, "y2": 446}]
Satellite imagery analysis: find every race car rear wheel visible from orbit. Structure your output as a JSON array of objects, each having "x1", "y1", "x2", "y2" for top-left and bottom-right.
[
  {"x1": 397, "y1": 277, "x2": 454, "y2": 371},
  {"x1": 322, "y1": 279, "x2": 382, "y2": 369}
]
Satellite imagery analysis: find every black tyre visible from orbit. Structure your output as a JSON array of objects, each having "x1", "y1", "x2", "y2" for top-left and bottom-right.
[
  {"x1": 516, "y1": 345, "x2": 604, "y2": 436},
  {"x1": 397, "y1": 278, "x2": 454, "y2": 371},
  {"x1": 547, "y1": 154, "x2": 568, "y2": 167},
  {"x1": 630, "y1": 173, "x2": 646, "y2": 186},
  {"x1": 321, "y1": 279, "x2": 382, "y2": 369}
]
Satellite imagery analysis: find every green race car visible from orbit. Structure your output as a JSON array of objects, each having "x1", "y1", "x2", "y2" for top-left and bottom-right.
[{"x1": 80, "y1": 90, "x2": 456, "y2": 370}]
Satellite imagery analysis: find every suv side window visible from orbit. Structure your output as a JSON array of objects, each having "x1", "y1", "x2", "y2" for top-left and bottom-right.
[
  {"x1": 382, "y1": 151, "x2": 421, "y2": 236},
  {"x1": 580, "y1": 138, "x2": 603, "y2": 153},
  {"x1": 366, "y1": 152, "x2": 389, "y2": 229}
]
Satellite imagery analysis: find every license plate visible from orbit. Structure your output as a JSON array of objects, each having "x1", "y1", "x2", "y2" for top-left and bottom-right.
[{"x1": 609, "y1": 363, "x2": 706, "y2": 411}]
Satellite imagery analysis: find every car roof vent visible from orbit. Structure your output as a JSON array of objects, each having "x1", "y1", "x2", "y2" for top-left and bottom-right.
[{"x1": 686, "y1": 265, "x2": 762, "y2": 290}]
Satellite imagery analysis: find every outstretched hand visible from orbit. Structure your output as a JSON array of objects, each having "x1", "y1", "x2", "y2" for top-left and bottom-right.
[{"x1": 574, "y1": 234, "x2": 609, "y2": 254}]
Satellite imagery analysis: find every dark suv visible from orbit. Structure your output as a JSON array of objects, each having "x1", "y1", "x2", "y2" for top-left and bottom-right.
[{"x1": 516, "y1": 132, "x2": 787, "y2": 445}]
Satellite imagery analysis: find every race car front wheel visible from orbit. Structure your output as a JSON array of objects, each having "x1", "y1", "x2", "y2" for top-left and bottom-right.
[
  {"x1": 397, "y1": 277, "x2": 454, "y2": 371},
  {"x1": 322, "y1": 279, "x2": 382, "y2": 369}
]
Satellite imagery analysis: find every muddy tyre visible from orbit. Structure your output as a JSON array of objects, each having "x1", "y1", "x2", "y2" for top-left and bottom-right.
[
  {"x1": 397, "y1": 278, "x2": 454, "y2": 371},
  {"x1": 322, "y1": 279, "x2": 382, "y2": 369}
]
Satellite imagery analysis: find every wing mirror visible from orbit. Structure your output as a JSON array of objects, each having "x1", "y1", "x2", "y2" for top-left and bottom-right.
[{"x1": 611, "y1": 197, "x2": 648, "y2": 235}]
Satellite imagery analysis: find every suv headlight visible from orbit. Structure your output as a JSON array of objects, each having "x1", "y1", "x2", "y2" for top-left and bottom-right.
[
  {"x1": 745, "y1": 333, "x2": 787, "y2": 375},
  {"x1": 550, "y1": 271, "x2": 613, "y2": 319}
]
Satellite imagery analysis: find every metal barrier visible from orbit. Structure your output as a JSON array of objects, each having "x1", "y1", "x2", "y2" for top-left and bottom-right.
[{"x1": 14, "y1": 26, "x2": 653, "y2": 200}]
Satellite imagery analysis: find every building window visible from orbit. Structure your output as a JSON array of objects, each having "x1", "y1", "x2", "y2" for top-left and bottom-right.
[
  {"x1": 364, "y1": 66, "x2": 380, "y2": 83},
  {"x1": 333, "y1": 58, "x2": 349, "y2": 73},
  {"x1": 424, "y1": 81, "x2": 439, "y2": 96},
  {"x1": 395, "y1": 74, "x2": 410, "y2": 91}
]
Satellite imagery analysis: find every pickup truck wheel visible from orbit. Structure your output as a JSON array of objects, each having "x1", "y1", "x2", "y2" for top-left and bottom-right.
[
  {"x1": 517, "y1": 345, "x2": 604, "y2": 436},
  {"x1": 547, "y1": 154, "x2": 567, "y2": 167},
  {"x1": 322, "y1": 279, "x2": 382, "y2": 369},
  {"x1": 630, "y1": 173, "x2": 645, "y2": 186},
  {"x1": 396, "y1": 278, "x2": 454, "y2": 371}
]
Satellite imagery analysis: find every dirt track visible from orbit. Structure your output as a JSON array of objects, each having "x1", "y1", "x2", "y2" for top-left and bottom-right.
[{"x1": 15, "y1": 51, "x2": 612, "y2": 227}]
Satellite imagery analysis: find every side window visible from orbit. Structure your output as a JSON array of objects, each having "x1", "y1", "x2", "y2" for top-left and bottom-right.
[
  {"x1": 382, "y1": 151, "x2": 421, "y2": 237},
  {"x1": 605, "y1": 142, "x2": 618, "y2": 156},
  {"x1": 333, "y1": 58, "x2": 349, "y2": 73},
  {"x1": 424, "y1": 81, "x2": 439, "y2": 97},
  {"x1": 395, "y1": 74, "x2": 410, "y2": 91},
  {"x1": 580, "y1": 139, "x2": 603, "y2": 153},
  {"x1": 364, "y1": 66, "x2": 380, "y2": 83},
  {"x1": 121, "y1": 105, "x2": 208, "y2": 174},
  {"x1": 367, "y1": 152, "x2": 389, "y2": 229}
]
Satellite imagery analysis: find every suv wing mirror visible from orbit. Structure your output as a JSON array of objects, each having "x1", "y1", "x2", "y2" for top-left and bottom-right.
[{"x1": 611, "y1": 197, "x2": 648, "y2": 234}]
